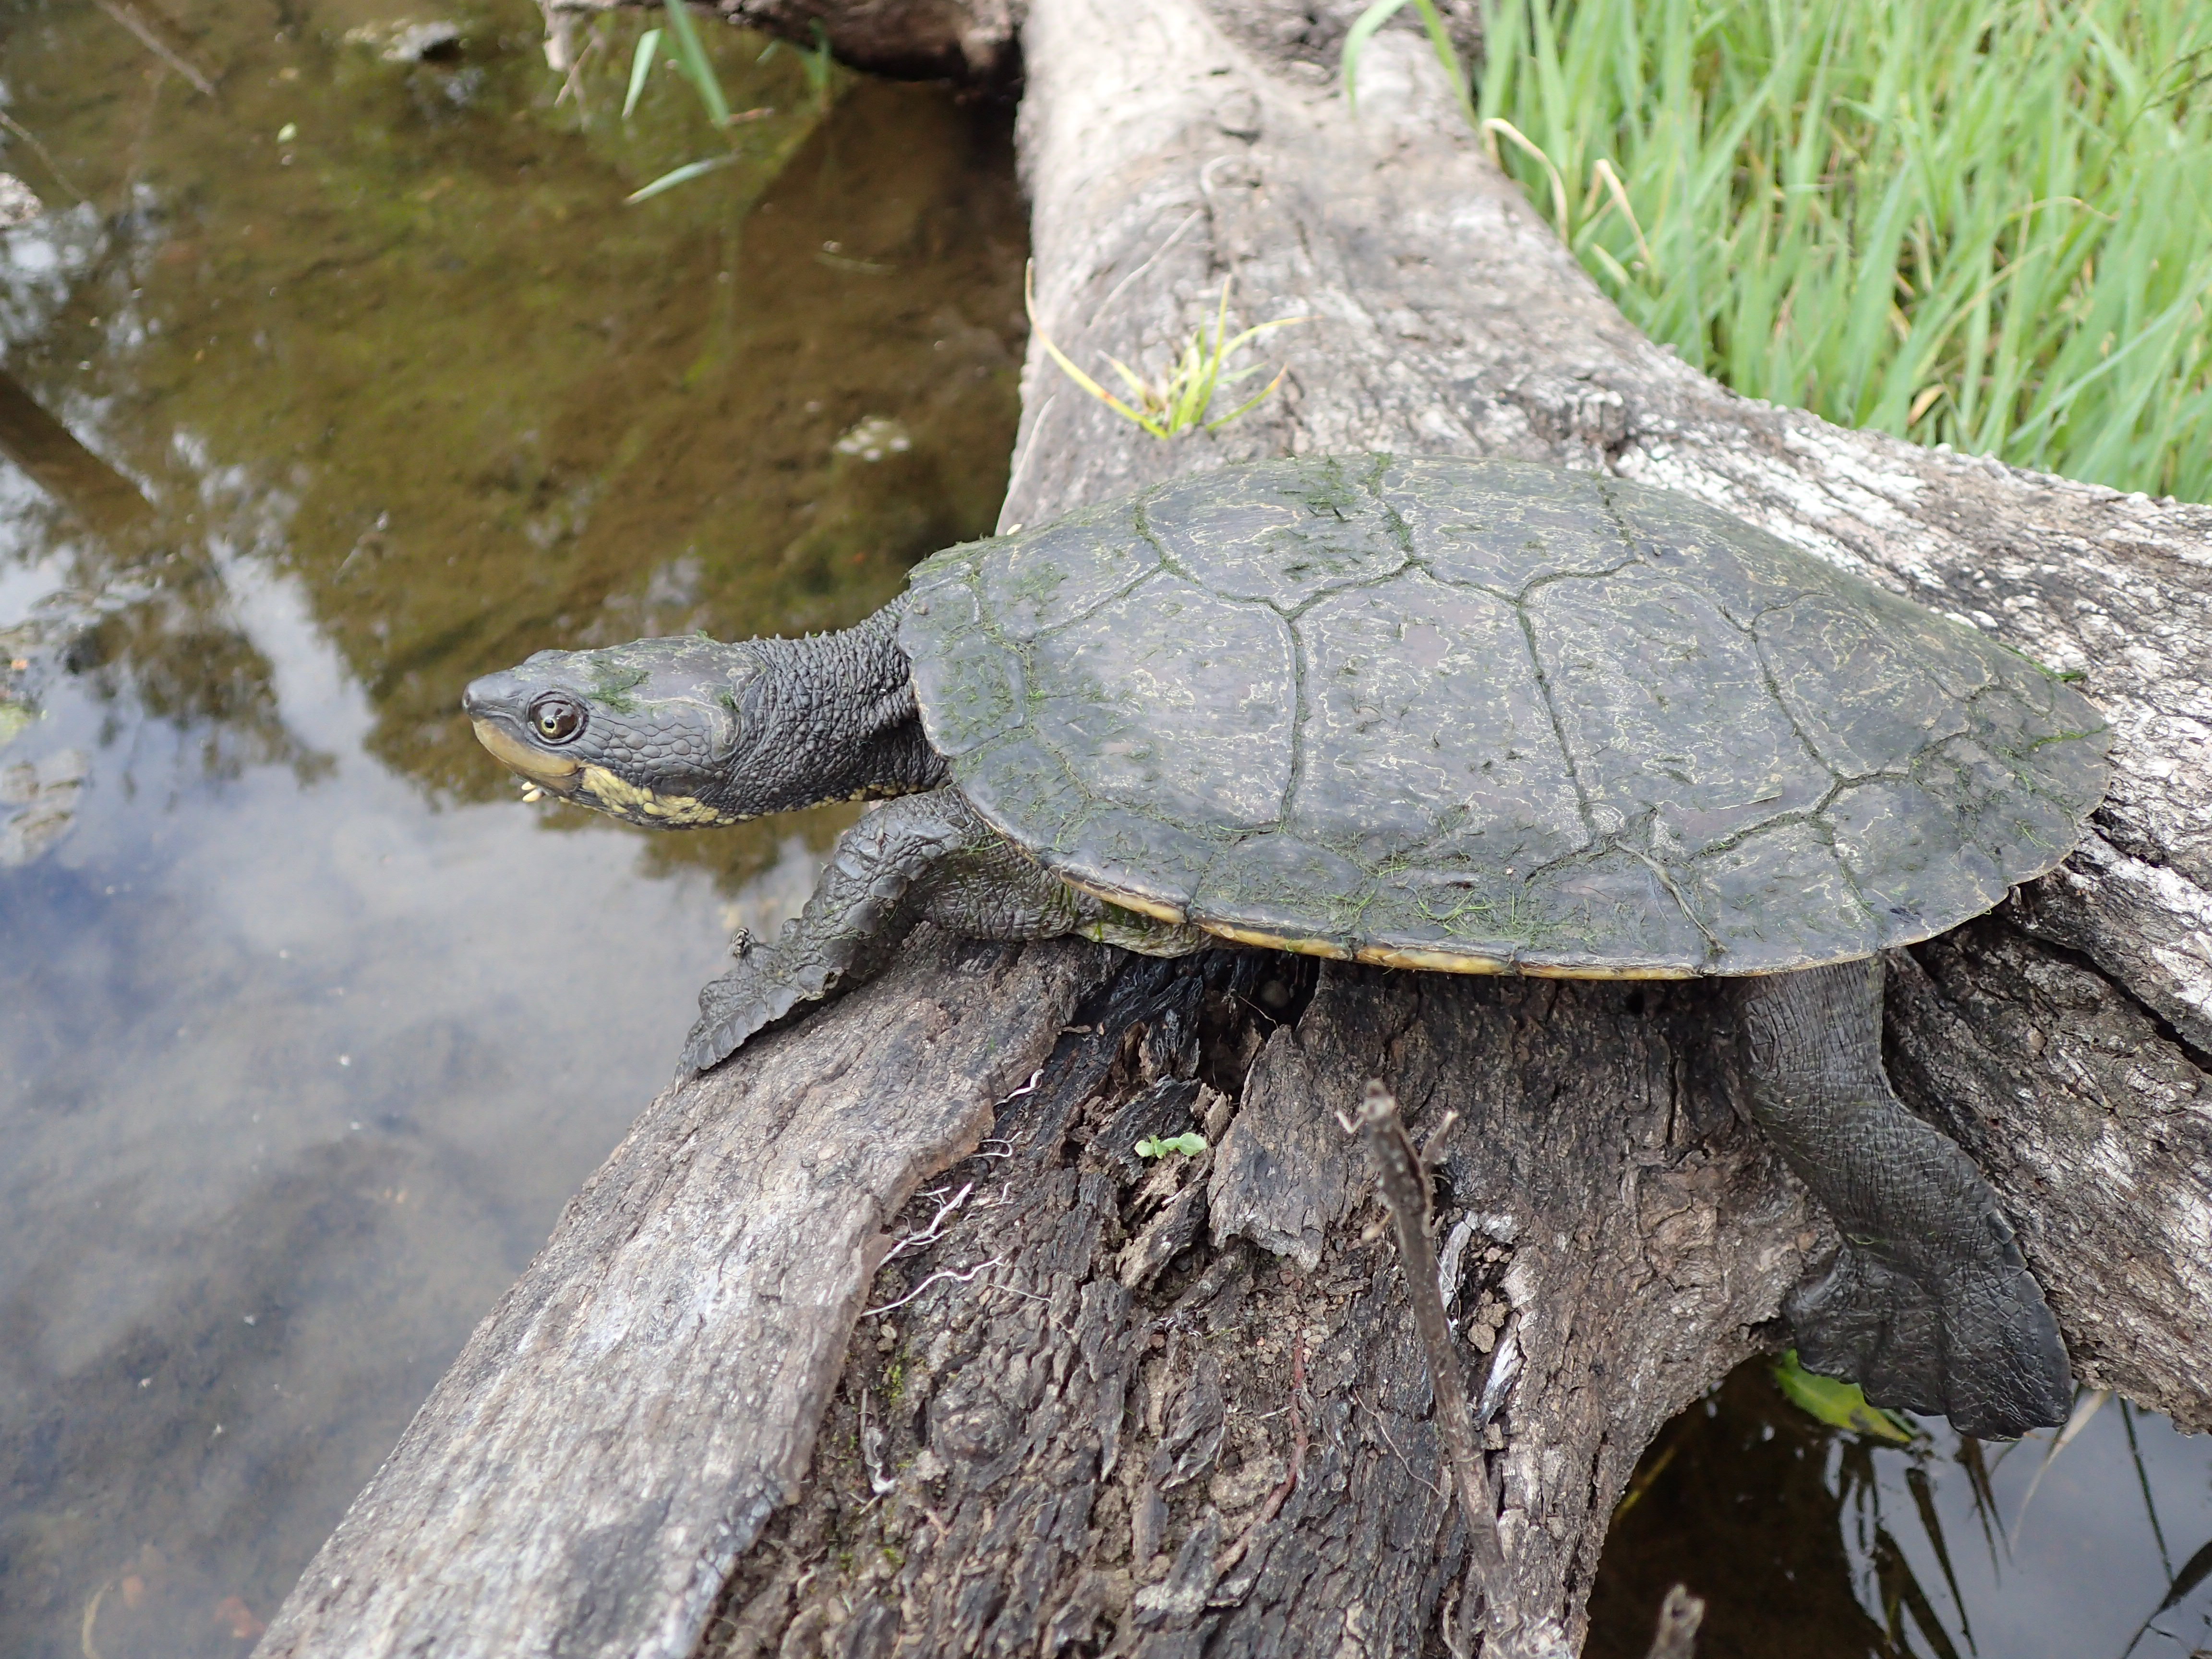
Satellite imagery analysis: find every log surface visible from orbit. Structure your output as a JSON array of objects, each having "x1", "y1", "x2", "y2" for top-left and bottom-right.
[
  {"x1": 707, "y1": 2, "x2": 2210, "y2": 1650},
  {"x1": 257, "y1": 2, "x2": 2212, "y2": 1656},
  {"x1": 253, "y1": 934, "x2": 1108, "y2": 1659}
]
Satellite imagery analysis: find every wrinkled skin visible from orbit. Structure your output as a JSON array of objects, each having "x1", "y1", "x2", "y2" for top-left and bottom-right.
[
  {"x1": 458, "y1": 604, "x2": 1209, "y2": 1073},
  {"x1": 1738, "y1": 960, "x2": 2071, "y2": 1434}
]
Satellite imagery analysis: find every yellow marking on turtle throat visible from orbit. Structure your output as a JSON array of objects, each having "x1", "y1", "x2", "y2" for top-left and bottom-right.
[
  {"x1": 578, "y1": 765, "x2": 741, "y2": 826},
  {"x1": 473, "y1": 718, "x2": 579, "y2": 785}
]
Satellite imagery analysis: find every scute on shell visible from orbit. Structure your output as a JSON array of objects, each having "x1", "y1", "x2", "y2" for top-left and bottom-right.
[{"x1": 899, "y1": 456, "x2": 2110, "y2": 977}]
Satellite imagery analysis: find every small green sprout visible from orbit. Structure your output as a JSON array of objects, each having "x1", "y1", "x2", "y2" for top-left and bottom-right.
[
  {"x1": 1135, "y1": 1131, "x2": 1208, "y2": 1159},
  {"x1": 1025, "y1": 262, "x2": 1309, "y2": 440},
  {"x1": 1772, "y1": 1349, "x2": 1916, "y2": 1443}
]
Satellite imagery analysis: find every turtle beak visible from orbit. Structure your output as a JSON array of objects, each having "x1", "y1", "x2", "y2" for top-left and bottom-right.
[{"x1": 463, "y1": 672, "x2": 583, "y2": 793}]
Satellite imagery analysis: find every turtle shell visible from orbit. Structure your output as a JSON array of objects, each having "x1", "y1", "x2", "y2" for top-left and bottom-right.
[{"x1": 897, "y1": 456, "x2": 2108, "y2": 977}]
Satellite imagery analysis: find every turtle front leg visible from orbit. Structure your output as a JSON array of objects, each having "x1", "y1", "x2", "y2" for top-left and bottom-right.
[
  {"x1": 682, "y1": 787, "x2": 1205, "y2": 1072},
  {"x1": 1737, "y1": 960, "x2": 2072, "y2": 1438}
]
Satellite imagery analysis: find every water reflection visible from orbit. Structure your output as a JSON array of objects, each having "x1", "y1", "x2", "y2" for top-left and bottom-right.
[
  {"x1": 0, "y1": 1, "x2": 1020, "y2": 1653},
  {"x1": 1589, "y1": 1362, "x2": 2212, "y2": 1659}
]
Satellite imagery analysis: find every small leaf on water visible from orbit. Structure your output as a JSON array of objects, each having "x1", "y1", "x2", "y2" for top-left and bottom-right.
[
  {"x1": 1773, "y1": 1349, "x2": 1916, "y2": 1443},
  {"x1": 1135, "y1": 1131, "x2": 1208, "y2": 1159}
]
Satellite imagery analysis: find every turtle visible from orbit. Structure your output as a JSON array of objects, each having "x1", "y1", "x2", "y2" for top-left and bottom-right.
[{"x1": 462, "y1": 454, "x2": 2109, "y2": 1438}]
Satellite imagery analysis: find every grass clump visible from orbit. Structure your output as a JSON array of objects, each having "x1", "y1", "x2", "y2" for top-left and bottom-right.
[
  {"x1": 1353, "y1": 0, "x2": 2212, "y2": 499},
  {"x1": 1026, "y1": 264, "x2": 1309, "y2": 439}
]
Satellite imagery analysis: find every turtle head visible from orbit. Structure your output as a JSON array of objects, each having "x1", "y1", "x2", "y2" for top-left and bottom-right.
[
  {"x1": 463, "y1": 637, "x2": 762, "y2": 828},
  {"x1": 463, "y1": 614, "x2": 946, "y2": 830}
]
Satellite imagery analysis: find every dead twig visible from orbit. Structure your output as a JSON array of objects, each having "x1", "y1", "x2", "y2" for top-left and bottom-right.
[
  {"x1": 93, "y1": 0, "x2": 218, "y2": 97},
  {"x1": 1350, "y1": 1080, "x2": 1517, "y2": 1647}
]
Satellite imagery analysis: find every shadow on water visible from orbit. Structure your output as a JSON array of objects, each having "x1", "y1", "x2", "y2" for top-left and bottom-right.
[
  {"x1": 0, "y1": 1, "x2": 1020, "y2": 1654},
  {"x1": 0, "y1": 3, "x2": 2201, "y2": 1658}
]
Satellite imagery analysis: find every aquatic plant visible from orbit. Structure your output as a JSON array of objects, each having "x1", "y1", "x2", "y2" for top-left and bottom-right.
[{"x1": 623, "y1": 1, "x2": 830, "y2": 202}]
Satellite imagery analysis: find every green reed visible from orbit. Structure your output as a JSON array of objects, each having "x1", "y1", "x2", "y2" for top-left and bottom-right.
[{"x1": 1355, "y1": 0, "x2": 2212, "y2": 498}]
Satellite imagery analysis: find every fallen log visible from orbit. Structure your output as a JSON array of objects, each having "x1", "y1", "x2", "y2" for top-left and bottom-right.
[
  {"x1": 541, "y1": 0, "x2": 1024, "y2": 84},
  {"x1": 256, "y1": 2, "x2": 2212, "y2": 1656}
]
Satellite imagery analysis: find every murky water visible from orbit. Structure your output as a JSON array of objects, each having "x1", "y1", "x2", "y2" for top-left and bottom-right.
[
  {"x1": 0, "y1": 3, "x2": 2200, "y2": 1657},
  {"x1": 0, "y1": 2, "x2": 1021, "y2": 1653},
  {"x1": 1587, "y1": 1365, "x2": 2212, "y2": 1659}
]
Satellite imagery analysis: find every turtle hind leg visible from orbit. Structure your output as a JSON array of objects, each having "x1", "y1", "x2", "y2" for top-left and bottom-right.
[{"x1": 1738, "y1": 960, "x2": 2072, "y2": 1439}]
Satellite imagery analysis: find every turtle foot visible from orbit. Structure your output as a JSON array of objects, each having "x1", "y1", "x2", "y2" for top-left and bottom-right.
[
  {"x1": 679, "y1": 951, "x2": 826, "y2": 1073},
  {"x1": 1787, "y1": 1237, "x2": 2072, "y2": 1439}
]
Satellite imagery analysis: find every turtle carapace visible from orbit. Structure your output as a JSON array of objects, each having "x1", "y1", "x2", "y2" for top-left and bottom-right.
[{"x1": 464, "y1": 455, "x2": 2110, "y2": 1439}]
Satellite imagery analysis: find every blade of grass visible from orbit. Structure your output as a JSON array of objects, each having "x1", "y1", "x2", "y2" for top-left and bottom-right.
[
  {"x1": 625, "y1": 153, "x2": 736, "y2": 203},
  {"x1": 2119, "y1": 1400, "x2": 2175, "y2": 1581},
  {"x1": 1343, "y1": 0, "x2": 1413, "y2": 112},
  {"x1": 1464, "y1": 0, "x2": 2212, "y2": 499},
  {"x1": 2117, "y1": 1536, "x2": 2212, "y2": 1659},
  {"x1": 1024, "y1": 262, "x2": 1168, "y2": 438},
  {"x1": 660, "y1": 0, "x2": 730, "y2": 129},
  {"x1": 623, "y1": 26, "x2": 662, "y2": 120},
  {"x1": 2008, "y1": 1388, "x2": 2107, "y2": 1548},
  {"x1": 1344, "y1": 0, "x2": 1474, "y2": 125}
]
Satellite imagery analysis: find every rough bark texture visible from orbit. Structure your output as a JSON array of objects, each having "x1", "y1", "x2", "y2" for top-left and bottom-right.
[
  {"x1": 700, "y1": 953, "x2": 1803, "y2": 1659},
  {"x1": 253, "y1": 933, "x2": 1109, "y2": 1659},
  {"x1": 259, "y1": 0, "x2": 2211, "y2": 1656},
  {"x1": 545, "y1": 0, "x2": 1027, "y2": 84},
  {"x1": 699, "y1": 0, "x2": 2210, "y2": 1651}
]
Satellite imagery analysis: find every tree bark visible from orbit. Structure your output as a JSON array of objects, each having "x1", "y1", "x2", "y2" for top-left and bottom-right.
[
  {"x1": 256, "y1": 2, "x2": 2212, "y2": 1657},
  {"x1": 543, "y1": 0, "x2": 1026, "y2": 84}
]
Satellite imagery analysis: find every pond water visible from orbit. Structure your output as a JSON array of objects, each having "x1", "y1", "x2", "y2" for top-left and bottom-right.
[
  {"x1": 0, "y1": 3, "x2": 2200, "y2": 1657},
  {"x1": 0, "y1": 3, "x2": 1022, "y2": 1653}
]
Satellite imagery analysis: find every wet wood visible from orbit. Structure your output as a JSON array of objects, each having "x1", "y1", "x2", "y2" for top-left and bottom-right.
[{"x1": 256, "y1": 1, "x2": 2211, "y2": 1656}]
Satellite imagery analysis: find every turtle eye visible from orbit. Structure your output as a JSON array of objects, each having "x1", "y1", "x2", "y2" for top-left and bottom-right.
[{"x1": 529, "y1": 694, "x2": 586, "y2": 745}]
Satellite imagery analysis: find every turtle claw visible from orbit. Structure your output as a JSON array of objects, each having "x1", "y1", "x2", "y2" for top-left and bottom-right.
[
  {"x1": 679, "y1": 955, "x2": 816, "y2": 1073},
  {"x1": 1788, "y1": 1236, "x2": 2072, "y2": 1440},
  {"x1": 679, "y1": 930, "x2": 862, "y2": 1073}
]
